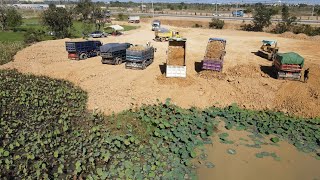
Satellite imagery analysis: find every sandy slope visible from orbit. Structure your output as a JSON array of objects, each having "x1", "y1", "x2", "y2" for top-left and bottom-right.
[{"x1": 1, "y1": 22, "x2": 320, "y2": 118}]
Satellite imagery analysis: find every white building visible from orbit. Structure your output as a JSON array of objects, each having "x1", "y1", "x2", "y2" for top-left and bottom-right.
[{"x1": 11, "y1": 4, "x2": 49, "y2": 10}]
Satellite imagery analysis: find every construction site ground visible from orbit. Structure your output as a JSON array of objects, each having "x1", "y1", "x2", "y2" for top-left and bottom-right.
[
  {"x1": 2, "y1": 21, "x2": 319, "y2": 118},
  {"x1": 1, "y1": 20, "x2": 320, "y2": 179}
]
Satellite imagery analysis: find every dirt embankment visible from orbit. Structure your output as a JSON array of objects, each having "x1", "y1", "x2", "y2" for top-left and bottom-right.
[{"x1": 1, "y1": 22, "x2": 320, "y2": 118}]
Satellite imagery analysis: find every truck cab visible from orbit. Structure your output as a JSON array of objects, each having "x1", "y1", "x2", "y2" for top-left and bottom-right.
[
  {"x1": 152, "y1": 20, "x2": 161, "y2": 31},
  {"x1": 232, "y1": 10, "x2": 244, "y2": 17}
]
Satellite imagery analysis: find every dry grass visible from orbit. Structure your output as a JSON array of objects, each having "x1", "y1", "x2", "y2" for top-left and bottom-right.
[{"x1": 0, "y1": 42, "x2": 25, "y2": 65}]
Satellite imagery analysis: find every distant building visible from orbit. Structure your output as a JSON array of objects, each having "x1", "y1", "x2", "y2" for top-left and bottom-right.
[
  {"x1": 56, "y1": 5, "x2": 66, "y2": 8},
  {"x1": 10, "y1": 4, "x2": 65, "y2": 10},
  {"x1": 20, "y1": 0, "x2": 44, "y2": 2},
  {"x1": 11, "y1": 4, "x2": 49, "y2": 10}
]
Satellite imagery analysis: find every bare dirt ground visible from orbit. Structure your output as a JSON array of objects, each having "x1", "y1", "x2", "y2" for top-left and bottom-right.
[{"x1": 1, "y1": 21, "x2": 320, "y2": 118}]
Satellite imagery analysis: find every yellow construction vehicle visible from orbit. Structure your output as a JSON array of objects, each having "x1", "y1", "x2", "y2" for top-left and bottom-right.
[
  {"x1": 257, "y1": 40, "x2": 279, "y2": 60},
  {"x1": 155, "y1": 28, "x2": 181, "y2": 42}
]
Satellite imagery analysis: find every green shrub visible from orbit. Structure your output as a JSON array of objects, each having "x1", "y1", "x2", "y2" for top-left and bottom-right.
[
  {"x1": 240, "y1": 23, "x2": 256, "y2": 31},
  {"x1": 0, "y1": 41, "x2": 25, "y2": 65},
  {"x1": 272, "y1": 23, "x2": 289, "y2": 34},
  {"x1": 23, "y1": 28, "x2": 47, "y2": 44},
  {"x1": 117, "y1": 13, "x2": 128, "y2": 21},
  {"x1": 291, "y1": 24, "x2": 318, "y2": 36},
  {"x1": 209, "y1": 18, "x2": 224, "y2": 29},
  {"x1": 193, "y1": 23, "x2": 202, "y2": 28}
]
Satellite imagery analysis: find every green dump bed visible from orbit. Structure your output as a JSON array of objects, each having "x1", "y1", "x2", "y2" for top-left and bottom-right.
[{"x1": 274, "y1": 52, "x2": 304, "y2": 72}]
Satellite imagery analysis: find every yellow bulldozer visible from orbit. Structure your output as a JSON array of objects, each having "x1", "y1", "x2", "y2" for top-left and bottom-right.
[
  {"x1": 155, "y1": 28, "x2": 181, "y2": 42},
  {"x1": 257, "y1": 40, "x2": 279, "y2": 60}
]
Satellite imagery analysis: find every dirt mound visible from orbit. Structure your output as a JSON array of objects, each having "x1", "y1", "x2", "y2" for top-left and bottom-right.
[
  {"x1": 156, "y1": 74, "x2": 194, "y2": 87},
  {"x1": 167, "y1": 46, "x2": 185, "y2": 66},
  {"x1": 226, "y1": 65, "x2": 262, "y2": 78},
  {"x1": 160, "y1": 19, "x2": 209, "y2": 28},
  {"x1": 296, "y1": 33, "x2": 309, "y2": 40},
  {"x1": 279, "y1": 32, "x2": 310, "y2": 40},
  {"x1": 198, "y1": 70, "x2": 226, "y2": 80},
  {"x1": 280, "y1": 32, "x2": 297, "y2": 39},
  {"x1": 205, "y1": 41, "x2": 225, "y2": 59},
  {"x1": 311, "y1": 35, "x2": 320, "y2": 41},
  {"x1": 274, "y1": 66, "x2": 320, "y2": 117}
]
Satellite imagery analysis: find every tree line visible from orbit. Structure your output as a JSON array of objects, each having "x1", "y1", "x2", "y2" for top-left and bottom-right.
[{"x1": 0, "y1": 0, "x2": 108, "y2": 41}]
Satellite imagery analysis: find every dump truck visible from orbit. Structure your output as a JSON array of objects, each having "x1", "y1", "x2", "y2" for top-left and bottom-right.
[
  {"x1": 273, "y1": 52, "x2": 304, "y2": 80},
  {"x1": 201, "y1": 38, "x2": 226, "y2": 72},
  {"x1": 166, "y1": 38, "x2": 187, "y2": 78},
  {"x1": 65, "y1": 40, "x2": 102, "y2": 60},
  {"x1": 128, "y1": 16, "x2": 140, "y2": 23},
  {"x1": 258, "y1": 40, "x2": 279, "y2": 60},
  {"x1": 100, "y1": 43, "x2": 132, "y2": 65},
  {"x1": 152, "y1": 20, "x2": 161, "y2": 31},
  {"x1": 155, "y1": 28, "x2": 181, "y2": 42},
  {"x1": 125, "y1": 43, "x2": 156, "y2": 70}
]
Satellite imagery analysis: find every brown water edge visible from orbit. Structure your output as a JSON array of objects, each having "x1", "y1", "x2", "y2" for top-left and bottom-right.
[{"x1": 195, "y1": 123, "x2": 320, "y2": 180}]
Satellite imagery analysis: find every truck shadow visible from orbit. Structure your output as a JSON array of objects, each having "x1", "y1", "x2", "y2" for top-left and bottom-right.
[
  {"x1": 159, "y1": 63, "x2": 166, "y2": 74},
  {"x1": 260, "y1": 65, "x2": 277, "y2": 79},
  {"x1": 251, "y1": 51, "x2": 259, "y2": 56},
  {"x1": 194, "y1": 62, "x2": 202, "y2": 73}
]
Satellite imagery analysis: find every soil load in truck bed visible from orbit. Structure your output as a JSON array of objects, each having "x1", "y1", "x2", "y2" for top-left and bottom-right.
[
  {"x1": 167, "y1": 46, "x2": 185, "y2": 66},
  {"x1": 205, "y1": 40, "x2": 226, "y2": 59},
  {"x1": 128, "y1": 45, "x2": 146, "y2": 51}
]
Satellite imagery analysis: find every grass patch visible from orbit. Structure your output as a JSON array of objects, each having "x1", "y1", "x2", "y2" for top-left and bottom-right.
[
  {"x1": 0, "y1": 41, "x2": 25, "y2": 65},
  {"x1": 123, "y1": 25, "x2": 140, "y2": 31},
  {"x1": 0, "y1": 32, "x2": 24, "y2": 42}
]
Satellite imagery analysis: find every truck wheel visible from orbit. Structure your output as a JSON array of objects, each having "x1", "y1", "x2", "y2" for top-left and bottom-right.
[
  {"x1": 79, "y1": 53, "x2": 88, "y2": 60},
  {"x1": 142, "y1": 61, "x2": 147, "y2": 70},
  {"x1": 115, "y1": 57, "x2": 122, "y2": 65}
]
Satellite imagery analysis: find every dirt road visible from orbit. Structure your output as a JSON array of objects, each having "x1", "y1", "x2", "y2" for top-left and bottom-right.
[{"x1": 1, "y1": 22, "x2": 320, "y2": 118}]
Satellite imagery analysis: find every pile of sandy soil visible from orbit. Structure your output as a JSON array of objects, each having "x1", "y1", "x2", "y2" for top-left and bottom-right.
[
  {"x1": 156, "y1": 74, "x2": 194, "y2": 87},
  {"x1": 226, "y1": 65, "x2": 263, "y2": 78},
  {"x1": 167, "y1": 46, "x2": 185, "y2": 66},
  {"x1": 274, "y1": 66, "x2": 320, "y2": 117},
  {"x1": 279, "y1": 32, "x2": 297, "y2": 39},
  {"x1": 198, "y1": 70, "x2": 226, "y2": 80},
  {"x1": 205, "y1": 41, "x2": 225, "y2": 59},
  {"x1": 128, "y1": 45, "x2": 145, "y2": 51},
  {"x1": 159, "y1": 19, "x2": 209, "y2": 28},
  {"x1": 296, "y1": 33, "x2": 309, "y2": 40},
  {"x1": 311, "y1": 35, "x2": 320, "y2": 41},
  {"x1": 279, "y1": 32, "x2": 319, "y2": 40}
]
